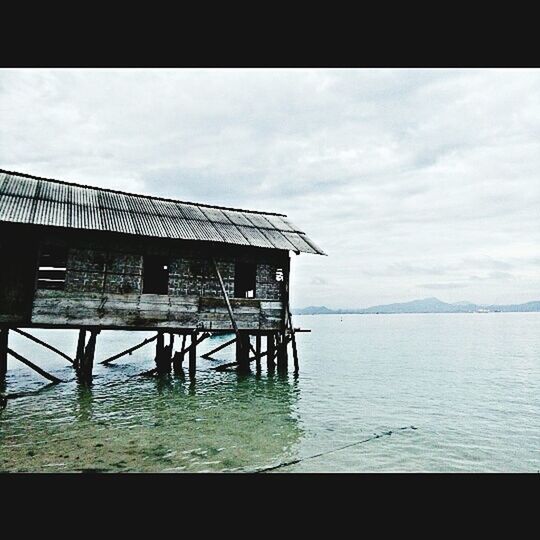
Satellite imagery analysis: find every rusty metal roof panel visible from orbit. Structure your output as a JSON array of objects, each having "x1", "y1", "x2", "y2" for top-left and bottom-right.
[
  {"x1": 1, "y1": 174, "x2": 40, "y2": 199},
  {"x1": 71, "y1": 202, "x2": 101, "y2": 230},
  {"x1": 297, "y1": 233, "x2": 326, "y2": 255},
  {"x1": 150, "y1": 198, "x2": 184, "y2": 219},
  {"x1": 177, "y1": 203, "x2": 207, "y2": 221},
  {"x1": 100, "y1": 208, "x2": 137, "y2": 235},
  {"x1": 221, "y1": 209, "x2": 253, "y2": 227},
  {"x1": 157, "y1": 214, "x2": 196, "y2": 240},
  {"x1": 213, "y1": 223, "x2": 251, "y2": 245},
  {"x1": 98, "y1": 190, "x2": 130, "y2": 212},
  {"x1": 40, "y1": 180, "x2": 72, "y2": 203},
  {"x1": 130, "y1": 210, "x2": 168, "y2": 238},
  {"x1": 0, "y1": 194, "x2": 35, "y2": 223},
  {"x1": 262, "y1": 214, "x2": 300, "y2": 232},
  {"x1": 0, "y1": 170, "x2": 324, "y2": 255},
  {"x1": 184, "y1": 219, "x2": 223, "y2": 242},
  {"x1": 281, "y1": 231, "x2": 320, "y2": 254},
  {"x1": 235, "y1": 226, "x2": 275, "y2": 249},
  {"x1": 199, "y1": 206, "x2": 230, "y2": 224},
  {"x1": 259, "y1": 229, "x2": 298, "y2": 251},
  {"x1": 33, "y1": 199, "x2": 71, "y2": 228},
  {"x1": 124, "y1": 193, "x2": 156, "y2": 215},
  {"x1": 243, "y1": 212, "x2": 275, "y2": 229}
]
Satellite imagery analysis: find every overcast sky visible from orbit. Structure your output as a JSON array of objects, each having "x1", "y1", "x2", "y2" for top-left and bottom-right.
[{"x1": 1, "y1": 68, "x2": 539, "y2": 308}]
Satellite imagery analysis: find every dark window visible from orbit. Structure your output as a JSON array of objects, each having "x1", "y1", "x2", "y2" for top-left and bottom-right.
[
  {"x1": 143, "y1": 255, "x2": 169, "y2": 294},
  {"x1": 37, "y1": 245, "x2": 67, "y2": 290},
  {"x1": 234, "y1": 262, "x2": 256, "y2": 298}
]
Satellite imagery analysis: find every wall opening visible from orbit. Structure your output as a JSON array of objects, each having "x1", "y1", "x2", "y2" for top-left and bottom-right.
[
  {"x1": 37, "y1": 245, "x2": 67, "y2": 290},
  {"x1": 234, "y1": 262, "x2": 256, "y2": 298},
  {"x1": 143, "y1": 255, "x2": 169, "y2": 294}
]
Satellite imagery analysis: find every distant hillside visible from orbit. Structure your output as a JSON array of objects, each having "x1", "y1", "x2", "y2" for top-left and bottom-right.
[{"x1": 292, "y1": 298, "x2": 540, "y2": 315}]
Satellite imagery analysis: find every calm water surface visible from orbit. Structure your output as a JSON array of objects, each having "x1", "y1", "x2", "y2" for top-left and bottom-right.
[{"x1": 1, "y1": 313, "x2": 539, "y2": 472}]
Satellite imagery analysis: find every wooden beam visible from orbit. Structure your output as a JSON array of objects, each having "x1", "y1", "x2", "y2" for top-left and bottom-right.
[
  {"x1": 212, "y1": 336, "x2": 290, "y2": 372},
  {"x1": 201, "y1": 337, "x2": 237, "y2": 359},
  {"x1": 276, "y1": 332, "x2": 288, "y2": 373},
  {"x1": 287, "y1": 301, "x2": 299, "y2": 374},
  {"x1": 7, "y1": 348, "x2": 64, "y2": 384},
  {"x1": 12, "y1": 328, "x2": 74, "y2": 364},
  {"x1": 211, "y1": 257, "x2": 257, "y2": 358},
  {"x1": 101, "y1": 334, "x2": 158, "y2": 365}
]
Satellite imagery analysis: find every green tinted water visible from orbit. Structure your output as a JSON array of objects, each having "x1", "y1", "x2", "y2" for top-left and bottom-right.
[{"x1": 1, "y1": 313, "x2": 539, "y2": 472}]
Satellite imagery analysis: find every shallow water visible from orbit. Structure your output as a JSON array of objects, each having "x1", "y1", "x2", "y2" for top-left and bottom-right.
[{"x1": 1, "y1": 313, "x2": 539, "y2": 472}]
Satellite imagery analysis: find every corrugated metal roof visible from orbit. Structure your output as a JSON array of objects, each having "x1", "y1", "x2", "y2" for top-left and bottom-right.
[{"x1": 0, "y1": 169, "x2": 326, "y2": 255}]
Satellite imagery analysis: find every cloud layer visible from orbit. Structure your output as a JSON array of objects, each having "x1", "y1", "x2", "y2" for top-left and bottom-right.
[{"x1": 1, "y1": 68, "x2": 539, "y2": 308}]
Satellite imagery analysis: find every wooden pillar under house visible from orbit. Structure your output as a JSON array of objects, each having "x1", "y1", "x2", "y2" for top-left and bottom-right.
[
  {"x1": 267, "y1": 332, "x2": 276, "y2": 374},
  {"x1": 155, "y1": 331, "x2": 172, "y2": 375},
  {"x1": 255, "y1": 334, "x2": 262, "y2": 373},
  {"x1": 0, "y1": 327, "x2": 8, "y2": 383},
  {"x1": 189, "y1": 330, "x2": 197, "y2": 378},
  {"x1": 74, "y1": 328, "x2": 87, "y2": 371},
  {"x1": 78, "y1": 329, "x2": 98, "y2": 383},
  {"x1": 172, "y1": 333, "x2": 187, "y2": 375},
  {"x1": 236, "y1": 331, "x2": 251, "y2": 373},
  {"x1": 277, "y1": 331, "x2": 288, "y2": 374}
]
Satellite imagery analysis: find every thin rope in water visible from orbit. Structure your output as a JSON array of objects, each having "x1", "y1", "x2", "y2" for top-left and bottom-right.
[{"x1": 246, "y1": 425, "x2": 418, "y2": 473}]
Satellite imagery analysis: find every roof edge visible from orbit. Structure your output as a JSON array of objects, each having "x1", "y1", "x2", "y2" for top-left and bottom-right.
[{"x1": 0, "y1": 168, "x2": 288, "y2": 218}]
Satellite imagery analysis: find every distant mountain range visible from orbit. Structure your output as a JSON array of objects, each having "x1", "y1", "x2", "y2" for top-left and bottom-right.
[{"x1": 292, "y1": 297, "x2": 540, "y2": 315}]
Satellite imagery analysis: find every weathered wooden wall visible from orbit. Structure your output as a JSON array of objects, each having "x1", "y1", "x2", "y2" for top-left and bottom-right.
[{"x1": 0, "y1": 224, "x2": 290, "y2": 330}]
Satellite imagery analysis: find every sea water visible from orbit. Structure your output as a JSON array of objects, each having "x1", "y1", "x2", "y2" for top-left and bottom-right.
[{"x1": 1, "y1": 313, "x2": 538, "y2": 472}]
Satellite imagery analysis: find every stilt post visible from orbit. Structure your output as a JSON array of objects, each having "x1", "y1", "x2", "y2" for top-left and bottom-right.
[
  {"x1": 277, "y1": 331, "x2": 288, "y2": 373},
  {"x1": 189, "y1": 330, "x2": 197, "y2": 377},
  {"x1": 155, "y1": 331, "x2": 171, "y2": 375},
  {"x1": 74, "y1": 328, "x2": 87, "y2": 371},
  {"x1": 172, "y1": 333, "x2": 186, "y2": 374},
  {"x1": 255, "y1": 334, "x2": 261, "y2": 373},
  {"x1": 237, "y1": 331, "x2": 251, "y2": 373},
  {"x1": 78, "y1": 329, "x2": 98, "y2": 383},
  {"x1": 267, "y1": 333, "x2": 275, "y2": 374},
  {"x1": 0, "y1": 327, "x2": 9, "y2": 383}
]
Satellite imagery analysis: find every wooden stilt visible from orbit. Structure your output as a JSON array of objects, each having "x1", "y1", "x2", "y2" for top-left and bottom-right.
[
  {"x1": 236, "y1": 332, "x2": 251, "y2": 373},
  {"x1": 13, "y1": 328, "x2": 74, "y2": 365},
  {"x1": 173, "y1": 333, "x2": 187, "y2": 374},
  {"x1": 267, "y1": 333, "x2": 275, "y2": 374},
  {"x1": 155, "y1": 331, "x2": 171, "y2": 375},
  {"x1": 277, "y1": 331, "x2": 288, "y2": 373},
  {"x1": 78, "y1": 329, "x2": 98, "y2": 383},
  {"x1": 211, "y1": 257, "x2": 256, "y2": 358},
  {"x1": 0, "y1": 328, "x2": 9, "y2": 382},
  {"x1": 74, "y1": 328, "x2": 87, "y2": 371},
  {"x1": 7, "y1": 348, "x2": 64, "y2": 384},
  {"x1": 100, "y1": 333, "x2": 158, "y2": 365},
  {"x1": 255, "y1": 334, "x2": 261, "y2": 373},
  {"x1": 201, "y1": 336, "x2": 237, "y2": 359},
  {"x1": 286, "y1": 299, "x2": 299, "y2": 374},
  {"x1": 189, "y1": 330, "x2": 197, "y2": 377}
]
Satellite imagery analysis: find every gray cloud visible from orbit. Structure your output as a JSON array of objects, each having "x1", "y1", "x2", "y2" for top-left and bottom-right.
[
  {"x1": 1, "y1": 68, "x2": 540, "y2": 308},
  {"x1": 420, "y1": 283, "x2": 469, "y2": 290}
]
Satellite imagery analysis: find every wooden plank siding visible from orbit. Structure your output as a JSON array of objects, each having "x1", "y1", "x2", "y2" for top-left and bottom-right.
[
  {"x1": 31, "y1": 290, "x2": 283, "y2": 330},
  {"x1": 0, "y1": 225, "x2": 289, "y2": 330}
]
